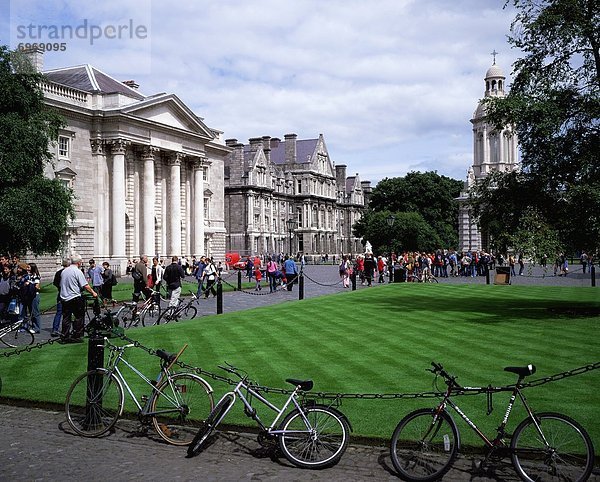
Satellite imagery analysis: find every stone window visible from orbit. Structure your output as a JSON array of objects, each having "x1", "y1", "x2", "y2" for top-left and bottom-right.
[
  {"x1": 202, "y1": 166, "x2": 209, "y2": 183},
  {"x1": 58, "y1": 136, "x2": 70, "y2": 159}
]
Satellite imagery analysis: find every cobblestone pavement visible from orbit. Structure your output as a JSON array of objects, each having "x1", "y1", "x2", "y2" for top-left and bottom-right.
[
  {"x1": 3, "y1": 264, "x2": 598, "y2": 480},
  {"x1": 8, "y1": 404, "x2": 598, "y2": 481}
]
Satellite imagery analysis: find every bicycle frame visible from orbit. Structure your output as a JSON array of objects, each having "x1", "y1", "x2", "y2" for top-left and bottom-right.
[
  {"x1": 103, "y1": 343, "x2": 185, "y2": 418},
  {"x1": 214, "y1": 378, "x2": 312, "y2": 435},
  {"x1": 435, "y1": 381, "x2": 541, "y2": 450}
]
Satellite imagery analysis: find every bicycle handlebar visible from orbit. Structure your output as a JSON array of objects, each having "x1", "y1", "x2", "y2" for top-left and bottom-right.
[{"x1": 429, "y1": 361, "x2": 462, "y2": 389}]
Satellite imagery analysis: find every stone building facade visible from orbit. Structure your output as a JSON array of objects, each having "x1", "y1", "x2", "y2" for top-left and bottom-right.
[
  {"x1": 31, "y1": 51, "x2": 229, "y2": 274},
  {"x1": 457, "y1": 61, "x2": 519, "y2": 252},
  {"x1": 224, "y1": 134, "x2": 370, "y2": 259}
]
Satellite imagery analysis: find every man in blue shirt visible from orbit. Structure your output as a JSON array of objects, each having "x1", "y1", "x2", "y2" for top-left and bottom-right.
[{"x1": 283, "y1": 255, "x2": 298, "y2": 292}]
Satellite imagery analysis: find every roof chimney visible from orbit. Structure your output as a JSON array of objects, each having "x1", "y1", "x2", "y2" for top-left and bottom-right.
[
  {"x1": 20, "y1": 46, "x2": 44, "y2": 72},
  {"x1": 284, "y1": 133, "x2": 297, "y2": 163}
]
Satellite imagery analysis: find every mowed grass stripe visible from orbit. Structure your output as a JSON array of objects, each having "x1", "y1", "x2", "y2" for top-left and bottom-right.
[{"x1": 1, "y1": 284, "x2": 598, "y2": 447}]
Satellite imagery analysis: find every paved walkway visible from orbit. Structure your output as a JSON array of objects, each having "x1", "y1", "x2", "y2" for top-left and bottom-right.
[{"x1": 7, "y1": 403, "x2": 597, "y2": 481}]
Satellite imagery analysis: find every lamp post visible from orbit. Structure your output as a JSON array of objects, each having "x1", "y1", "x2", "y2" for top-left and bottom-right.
[
  {"x1": 387, "y1": 214, "x2": 396, "y2": 283},
  {"x1": 286, "y1": 218, "x2": 297, "y2": 256}
]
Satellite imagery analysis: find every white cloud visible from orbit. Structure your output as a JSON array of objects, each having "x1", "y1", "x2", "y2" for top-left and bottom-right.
[{"x1": 7, "y1": 0, "x2": 521, "y2": 184}]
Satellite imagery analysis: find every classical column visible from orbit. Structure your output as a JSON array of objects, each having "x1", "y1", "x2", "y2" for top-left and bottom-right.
[
  {"x1": 91, "y1": 139, "x2": 108, "y2": 257},
  {"x1": 168, "y1": 153, "x2": 183, "y2": 257},
  {"x1": 192, "y1": 159, "x2": 205, "y2": 257},
  {"x1": 110, "y1": 139, "x2": 128, "y2": 259},
  {"x1": 142, "y1": 147, "x2": 157, "y2": 255}
]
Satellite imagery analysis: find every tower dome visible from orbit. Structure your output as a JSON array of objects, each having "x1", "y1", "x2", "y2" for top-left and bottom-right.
[{"x1": 484, "y1": 61, "x2": 506, "y2": 98}]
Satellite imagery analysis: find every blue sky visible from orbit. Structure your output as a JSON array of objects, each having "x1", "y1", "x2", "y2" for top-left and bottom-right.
[{"x1": 2, "y1": 0, "x2": 521, "y2": 185}]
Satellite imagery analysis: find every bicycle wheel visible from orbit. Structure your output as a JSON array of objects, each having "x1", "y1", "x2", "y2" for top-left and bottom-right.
[
  {"x1": 141, "y1": 302, "x2": 161, "y2": 327},
  {"x1": 114, "y1": 304, "x2": 137, "y2": 328},
  {"x1": 187, "y1": 394, "x2": 233, "y2": 457},
  {"x1": 407, "y1": 275, "x2": 420, "y2": 283},
  {"x1": 0, "y1": 324, "x2": 34, "y2": 348},
  {"x1": 157, "y1": 306, "x2": 176, "y2": 325},
  {"x1": 180, "y1": 305, "x2": 197, "y2": 321},
  {"x1": 426, "y1": 276, "x2": 438, "y2": 283},
  {"x1": 278, "y1": 405, "x2": 350, "y2": 469},
  {"x1": 390, "y1": 408, "x2": 459, "y2": 482},
  {"x1": 65, "y1": 368, "x2": 124, "y2": 437},
  {"x1": 511, "y1": 412, "x2": 594, "y2": 482},
  {"x1": 151, "y1": 373, "x2": 214, "y2": 446}
]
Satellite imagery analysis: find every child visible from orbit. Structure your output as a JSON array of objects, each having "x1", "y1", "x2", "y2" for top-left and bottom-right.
[{"x1": 254, "y1": 266, "x2": 262, "y2": 291}]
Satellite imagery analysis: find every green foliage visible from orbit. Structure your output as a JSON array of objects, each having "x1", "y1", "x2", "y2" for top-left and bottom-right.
[
  {"x1": 360, "y1": 172, "x2": 463, "y2": 252},
  {"x1": 477, "y1": 1, "x2": 600, "y2": 255},
  {"x1": 353, "y1": 210, "x2": 439, "y2": 254},
  {"x1": 0, "y1": 45, "x2": 73, "y2": 255}
]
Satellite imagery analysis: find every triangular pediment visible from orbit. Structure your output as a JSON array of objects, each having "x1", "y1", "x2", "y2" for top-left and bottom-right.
[
  {"x1": 55, "y1": 167, "x2": 77, "y2": 177},
  {"x1": 122, "y1": 95, "x2": 215, "y2": 139},
  {"x1": 309, "y1": 134, "x2": 335, "y2": 176}
]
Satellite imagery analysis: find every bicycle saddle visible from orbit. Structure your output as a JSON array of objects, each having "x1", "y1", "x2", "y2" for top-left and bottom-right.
[
  {"x1": 504, "y1": 364, "x2": 536, "y2": 377},
  {"x1": 286, "y1": 378, "x2": 313, "y2": 391},
  {"x1": 156, "y1": 349, "x2": 176, "y2": 364}
]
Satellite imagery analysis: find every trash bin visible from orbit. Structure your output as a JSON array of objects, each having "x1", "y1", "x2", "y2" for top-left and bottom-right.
[
  {"x1": 494, "y1": 266, "x2": 511, "y2": 285},
  {"x1": 393, "y1": 264, "x2": 406, "y2": 283}
]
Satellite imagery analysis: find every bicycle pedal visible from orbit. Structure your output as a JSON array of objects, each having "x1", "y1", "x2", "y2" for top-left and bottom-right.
[{"x1": 158, "y1": 423, "x2": 173, "y2": 437}]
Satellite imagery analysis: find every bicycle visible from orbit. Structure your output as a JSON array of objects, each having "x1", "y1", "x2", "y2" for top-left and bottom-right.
[
  {"x1": 65, "y1": 337, "x2": 214, "y2": 445},
  {"x1": 0, "y1": 316, "x2": 34, "y2": 348},
  {"x1": 187, "y1": 363, "x2": 351, "y2": 469},
  {"x1": 390, "y1": 362, "x2": 595, "y2": 482},
  {"x1": 157, "y1": 292, "x2": 199, "y2": 324},
  {"x1": 407, "y1": 271, "x2": 438, "y2": 283},
  {"x1": 114, "y1": 290, "x2": 162, "y2": 328}
]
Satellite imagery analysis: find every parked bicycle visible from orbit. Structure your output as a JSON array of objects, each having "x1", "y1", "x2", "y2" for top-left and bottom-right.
[
  {"x1": 390, "y1": 362, "x2": 594, "y2": 482},
  {"x1": 157, "y1": 292, "x2": 199, "y2": 324},
  {"x1": 407, "y1": 272, "x2": 438, "y2": 283},
  {"x1": 0, "y1": 298, "x2": 34, "y2": 348},
  {"x1": 187, "y1": 362, "x2": 351, "y2": 469},
  {"x1": 114, "y1": 290, "x2": 162, "y2": 328},
  {"x1": 65, "y1": 338, "x2": 214, "y2": 445},
  {"x1": 0, "y1": 317, "x2": 34, "y2": 348}
]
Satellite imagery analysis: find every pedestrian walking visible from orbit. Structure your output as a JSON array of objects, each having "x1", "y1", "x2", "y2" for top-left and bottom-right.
[
  {"x1": 60, "y1": 255, "x2": 97, "y2": 343},
  {"x1": 163, "y1": 256, "x2": 185, "y2": 308}
]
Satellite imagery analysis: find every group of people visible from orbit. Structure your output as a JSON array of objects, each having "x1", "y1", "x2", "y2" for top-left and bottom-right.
[
  {"x1": 0, "y1": 255, "x2": 43, "y2": 334},
  {"x1": 241, "y1": 253, "x2": 300, "y2": 293}
]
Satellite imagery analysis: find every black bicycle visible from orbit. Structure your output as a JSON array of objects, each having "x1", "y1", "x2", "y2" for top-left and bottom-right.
[{"x1": 390, "y1": 362, "x2": 594, "y2": 482}]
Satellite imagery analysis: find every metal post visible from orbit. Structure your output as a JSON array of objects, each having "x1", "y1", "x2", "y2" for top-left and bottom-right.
[
  {"x1": 86, "y1": 300, "x2": 105, "y2": 429},
  {"x1": 237, "y1": 270, "x2": 242, "y2": 291},
  {"x1": 351, "y1": 270, "x2": 357, "y2": 291},
  {"x1": 486, "y1": 265, "x2": 490, "y2": 285},
  {"x1": 216, "y1": 280, "x2": 223, "y2": 314},
  {"x1": 299, "y1": 272, "x2": 304, "y2": 300},
  {"x1": 592, "y1": 265, "x2": 596, "y2": 287}
]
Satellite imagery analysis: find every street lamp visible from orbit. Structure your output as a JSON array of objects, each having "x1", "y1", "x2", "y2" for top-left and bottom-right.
[
  {"x1": 387, "y1": 214, "x2": 396, "y2": 227},
  {"x1": 286, "y1": 218, "x2": 297, "y2": 256}
]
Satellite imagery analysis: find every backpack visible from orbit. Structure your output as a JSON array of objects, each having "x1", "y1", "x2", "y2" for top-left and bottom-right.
[
  {"x1": 131, "y1": 269, "x2": 143, "y2": 282},
  {"x1": 110, "y1": 274, "x2": 118, "y2": 286}
]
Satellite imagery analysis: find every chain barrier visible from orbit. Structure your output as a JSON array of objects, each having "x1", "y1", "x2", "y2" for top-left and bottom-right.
[
  {"x1": 0, "y1": 336, "x2": 59, "y2": 358},
  {"x1": 300, "y1": 268, "x2": 344, "y2": 287},
  {"x1": 108, "y1": 329, "x2": 600, "y2": 401},
  {"x1": 220, "y1": 277, "x2": 291, "y2": 297}
]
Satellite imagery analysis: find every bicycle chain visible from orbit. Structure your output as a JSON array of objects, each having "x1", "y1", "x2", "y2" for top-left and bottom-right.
[{"x1": 108, "y1": 329, "x2": 600, "y2": 400}]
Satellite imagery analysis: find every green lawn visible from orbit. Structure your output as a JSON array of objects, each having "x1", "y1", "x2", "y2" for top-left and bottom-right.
[{"x1": 3, "y1": 284, "x2": 599, "y2": 451}]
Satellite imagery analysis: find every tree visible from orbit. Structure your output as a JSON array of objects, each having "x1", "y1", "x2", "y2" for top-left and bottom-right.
[
  {"x1": 352, "y1": 210, "x2": 439, "y2": 255},
  {"x1": 475, "y1": 0, "x2": 600, "y2": 256},
  {"x1": 0, "y1": 46, "x2": 74, "y2": 255},
  {"x1": 367, "y1": 171, "x2": 464, "y2": 249}
]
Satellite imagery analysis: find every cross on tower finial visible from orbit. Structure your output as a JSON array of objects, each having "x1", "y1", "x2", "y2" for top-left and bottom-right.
[{"x1": 491, "y1": 49, "x2": 499, "y2": 64}]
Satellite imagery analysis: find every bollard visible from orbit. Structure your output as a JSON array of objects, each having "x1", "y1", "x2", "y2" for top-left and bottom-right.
[
  {"x1": 351, "y1": 270, "x2": 357, "y2": 291},
  {"x1": 592, "y1": 265, "x2": 596, "y2": 287},
  {"x1": 299, "y1": 273, "x2": 304, "y2": 300},
  {"x1": 217, "y1": 280, "x2": 223, "y2": 314},
  {"x1": 237, "y1": 270, "x2": 242, "y2": 291},
  {"x1": 86, "y1": 300, "x2": 105, "y2": 429},
  {"x1": 485, "y1": 265, "x2": 490, "y2": 285}
]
